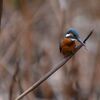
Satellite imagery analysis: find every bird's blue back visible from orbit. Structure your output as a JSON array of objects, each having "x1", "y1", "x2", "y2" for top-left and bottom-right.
[{"x1": 66, "y1": 28, "x2": 79, "y2": 38}]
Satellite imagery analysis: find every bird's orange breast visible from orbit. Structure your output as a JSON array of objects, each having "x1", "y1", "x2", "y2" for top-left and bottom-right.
[{"x1": 60, "y1": 38, "x2": 76, "y2": 56}]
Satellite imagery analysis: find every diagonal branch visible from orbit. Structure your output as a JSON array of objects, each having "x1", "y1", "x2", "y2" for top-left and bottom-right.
[
  {"x1": 83, "y1": 30, "x2": 94, "y2": 43},
  {"x1": 15, "y1": 30, "x2": 93, "y2": 100}
]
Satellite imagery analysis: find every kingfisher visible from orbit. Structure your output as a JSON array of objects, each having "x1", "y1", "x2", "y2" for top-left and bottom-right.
[{"x1": 60, "y1": 28, "x2": 85, "y2": 57}]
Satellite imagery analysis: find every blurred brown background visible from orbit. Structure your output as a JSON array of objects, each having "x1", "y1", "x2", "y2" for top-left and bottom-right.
[{"x1": 0, "y1": 0, "x2": 100, "y2": 100}]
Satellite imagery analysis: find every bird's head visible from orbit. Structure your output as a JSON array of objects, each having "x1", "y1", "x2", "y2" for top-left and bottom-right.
[{"x1": 65, "y1": 28, "x2": 85, "y2": 46}]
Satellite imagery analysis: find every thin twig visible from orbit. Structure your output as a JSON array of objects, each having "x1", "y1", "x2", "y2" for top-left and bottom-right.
[
  {"x1": 83, "y1": 30, "x2": 94, "y2": 43},
  {"x1": 15, "y1": 30, "x2": 93, "y2": 100}
]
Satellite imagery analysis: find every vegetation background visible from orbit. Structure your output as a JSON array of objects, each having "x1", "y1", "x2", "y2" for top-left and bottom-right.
[{"x1": 0, "y1": 0, "x2": 100, "y2": 100}]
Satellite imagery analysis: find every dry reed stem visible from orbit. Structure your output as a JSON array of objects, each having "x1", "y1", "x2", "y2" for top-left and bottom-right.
[{"x1": 15, "y1": 30, "x2": 93, "y2": 100}]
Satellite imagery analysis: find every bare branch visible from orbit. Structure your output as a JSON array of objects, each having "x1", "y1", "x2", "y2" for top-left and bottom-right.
[
  {"x1": 15, "y1": 30, "x2": 93, "y2": 100},
  {"x1": 83, "y1": 30, "x2": 94, "y2": 43}
]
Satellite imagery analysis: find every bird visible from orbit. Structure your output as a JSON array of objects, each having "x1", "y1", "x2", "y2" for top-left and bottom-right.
[{"x1": 60, "y1": 28, "x2": 85, "y2": 57}]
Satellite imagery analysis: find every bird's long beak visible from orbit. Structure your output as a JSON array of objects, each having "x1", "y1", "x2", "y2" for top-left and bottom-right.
[
  {"x1": 77, "y1": 38, "x2": 85, "y2": 46},
  {"x1": 77, "y1": 38, "x2": 88, "y2": 50}
]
